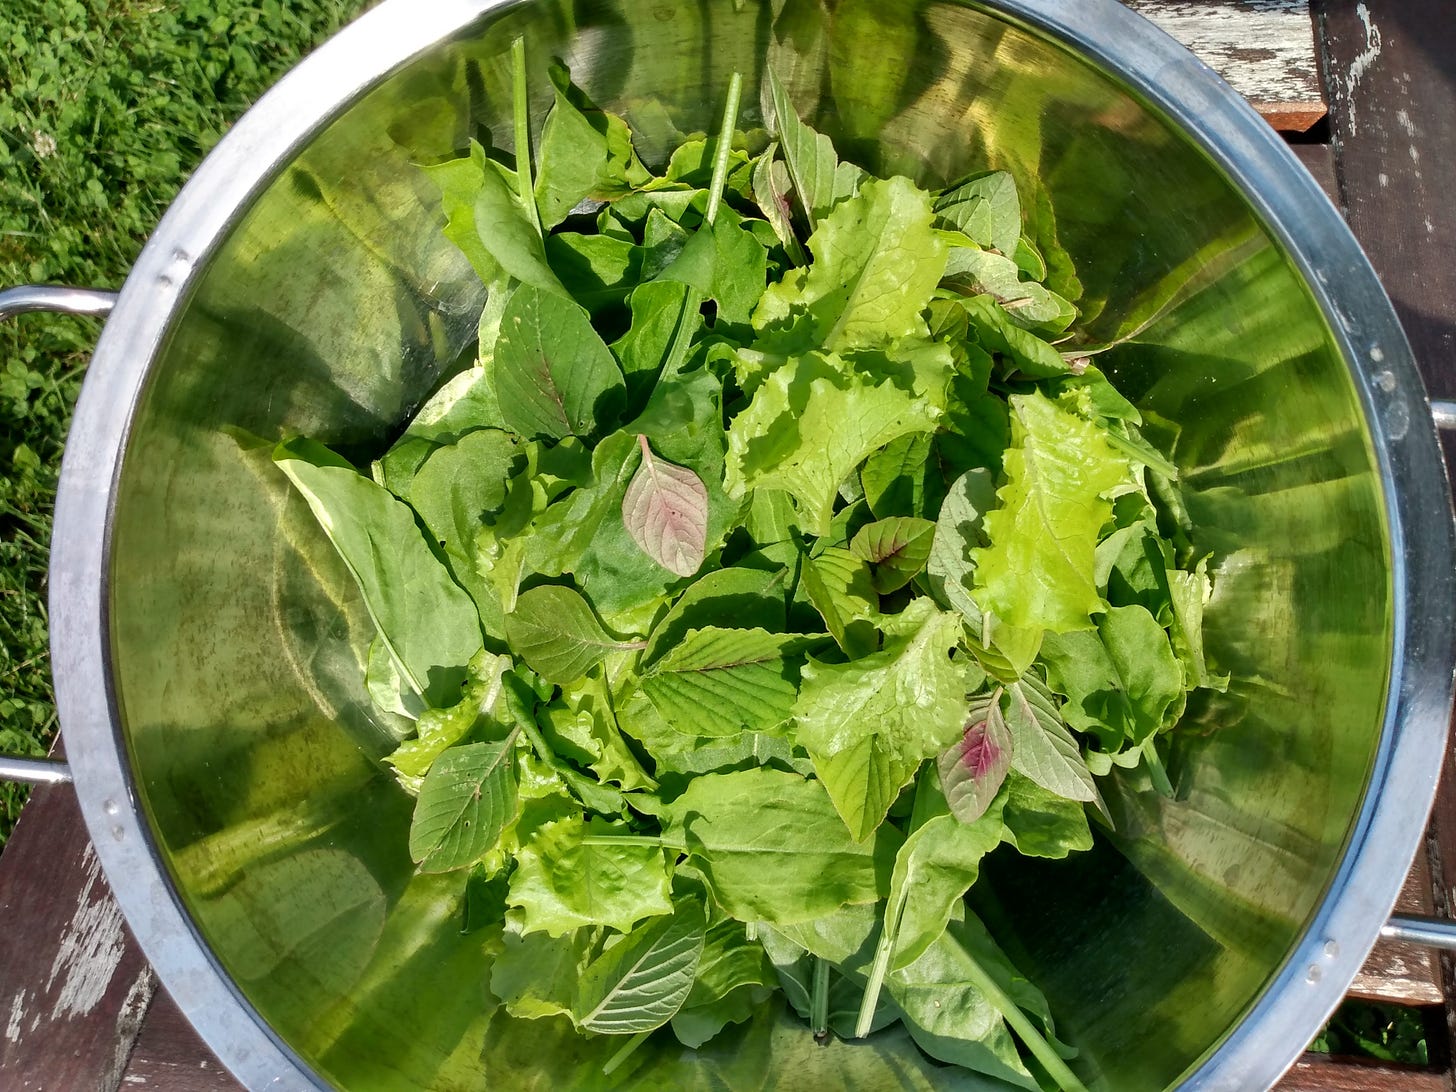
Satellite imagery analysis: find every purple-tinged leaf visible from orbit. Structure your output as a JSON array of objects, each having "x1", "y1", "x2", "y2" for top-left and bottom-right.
[
  {"x1": 937, "y1": 688, "x2": 1012, "y2": 824},
  {"x1": 623, "y1": 434, "x2": 710, "y2": 578},
  {"x1": 849, "y1": 516, "x2": 937, "y2": 594}
]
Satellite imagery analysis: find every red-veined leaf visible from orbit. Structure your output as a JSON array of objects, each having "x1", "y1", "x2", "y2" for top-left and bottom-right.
[
  {"x1": 623, "y1": 434, "x2": 710, "y2": 578},
  {"x1": 937, "y1": 689, "x2": 1013, "y2": 824}
]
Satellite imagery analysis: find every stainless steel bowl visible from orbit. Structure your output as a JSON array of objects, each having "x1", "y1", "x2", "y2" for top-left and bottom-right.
[{"x1": 23, "y1": 0, "x2": 1456, "y2": 1088}]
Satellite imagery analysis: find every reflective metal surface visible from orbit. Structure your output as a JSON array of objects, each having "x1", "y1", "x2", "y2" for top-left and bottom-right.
[
  {"x1": 0, "y1": 754, "x2": 72, "y2": 785},
  {"x1": 47, "y1": 0, "x2": 1454, "y2": 1090},
  {"x1": 1383, "y1": 914, "x2": 1456, "y2": 950},
  {"x1": 0, "y1": 285, "x2": 117, "y2": 320}
]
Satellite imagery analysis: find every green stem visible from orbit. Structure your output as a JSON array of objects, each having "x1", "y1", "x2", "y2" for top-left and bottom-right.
[
  {"x1": 511, "y1": 36, "x2": 543, "y2": 239},
  {"x1": 810, "y1": 957, "x2": 831, "y2": 1040},
  {"x1": 580, "y1": 834, "x2": 667, "y2": 848},
  {"x1": 854, "y1": 915, "x2": 898, "y2": 1038},
  {"x1": 960, "y1": 945, "x2": 1089, "y2": 1092},
  {"x1": 658, "y1": 286, "x2": 704, "y2": 382},
  {"x1": 502, "y1": 674, "x2": 556, "y2": 767},
  {"x1": 602, "y1": 1029, "x2": 652, "y2": 1076},
  {"x1": 1142, "y1": 737, "x2": 1174, "y2": 798},
  {"x1": 704, "y1": 71, "x2": 743, "y2": 228}
]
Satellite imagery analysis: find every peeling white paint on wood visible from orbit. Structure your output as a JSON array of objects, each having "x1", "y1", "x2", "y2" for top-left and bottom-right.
[
  {"x1": 43, "y1": 844, "x2": 128, "y2": 1022},
  {"x1": 1122, "y1": 0, "x2": 1322, "y2": 109},
  {"x1": 1342, "y1": 1, "x2": 1385, "y2": 135},
  {"x1": 5, "y1": 993, "x2": 24, "y2": 1044},
  {"x1": 108, "y1": 967, "x2": 157, "y2": 1086}
]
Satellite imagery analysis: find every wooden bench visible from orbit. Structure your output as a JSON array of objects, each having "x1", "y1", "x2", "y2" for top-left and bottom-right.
[{"x1": 3, "y1": 1, "x2": 1454, "y2": 1088}]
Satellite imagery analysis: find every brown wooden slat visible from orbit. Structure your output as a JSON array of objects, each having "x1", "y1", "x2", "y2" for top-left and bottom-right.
[
  {"x1": 1291, "y1": 143, "x2": 1339, "y2": 204},
  {"x1": 0, "y1": 779, "x2": 156, "y2": 1092},
  {"x1": 1316, "y1": 1, "x2": 1456, "y2": 1086},
  {"x1": 1349, "y1": 847, "x2": 1444, "y2": 1005},
  {"x1": 1315, "y1": 0, "x2": 1456, "y2": 388},
  {"x1": 118, "y1": 991, "x2": 242, "y2": 1092},
  {"x1": 1277, "y1": 1052, "x2": 1448, "y2": 1092},
  {"x1": 1122, "y1": 0, "x2": 1328, "y2": 131}
]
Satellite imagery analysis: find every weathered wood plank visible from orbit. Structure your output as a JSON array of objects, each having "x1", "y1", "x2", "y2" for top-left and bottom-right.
[
  {"x1": 119, "y1": 991, "x2": 242, "y2": 1092},
  {"x1": 1348, "y1": 849, "x2": 1443, "y2": 1005},
  {"x1": 0, "y1": 778, "x2": 156, "y2": 1091},
  {"x1": 1317, "y1": 1, "x2": 1456, "y2": 1086},
  {"x1": 1315, "y1": 0, "x2": 1456, "y2": 384},
  {"x1": 1123, "y1": 0, "x2": 1328, "y2": 131},
  {"x1": 1276, "y1": 1052, "x2": 1449, "y2": 1092}
]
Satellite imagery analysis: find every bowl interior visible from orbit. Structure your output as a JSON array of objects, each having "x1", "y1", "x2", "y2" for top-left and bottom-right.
[{"x1": 103, "y1": 1, "x2": 1392, "y2": 1088}]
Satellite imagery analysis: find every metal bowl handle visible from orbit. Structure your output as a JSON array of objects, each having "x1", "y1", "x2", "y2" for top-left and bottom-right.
[{"x1": 0, "y1": 285, "x2": 117, "y2": 785}]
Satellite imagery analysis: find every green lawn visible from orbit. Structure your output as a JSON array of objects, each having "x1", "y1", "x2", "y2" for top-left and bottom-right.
[{"x1": 0, "y1": 0, "x2": 369, "y2": 846}]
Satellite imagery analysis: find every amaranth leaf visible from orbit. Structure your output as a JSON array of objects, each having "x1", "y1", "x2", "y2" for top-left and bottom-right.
[
  {"x1": 573, "y1": 898, "x2": 708, "y2": 1034},
  {"x1": 504, "y1": 584, "x2": 644, "y2": 685},
  {"x1": 408, "y1": 738, "x2": 520, "y2": 873},
  {"x1": 849, "y1": 516, "x2": 936, "y2": 593},
  {"x1": 622, "y1": 434, "x2": 710, "y2": 578},
  {"x1": 493, "y1": 284, "x2": 625, "y2": 441},
  {"x1": 938, "y1": 689, "x2": 1014, "y2": 825}
]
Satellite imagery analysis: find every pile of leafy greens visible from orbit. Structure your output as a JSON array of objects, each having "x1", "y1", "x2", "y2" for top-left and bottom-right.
[{"x1": 275, "y1": 42, "x2": 1225, "y2": 1092}]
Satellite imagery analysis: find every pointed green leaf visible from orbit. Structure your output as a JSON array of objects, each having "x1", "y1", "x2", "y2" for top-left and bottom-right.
[
  {"x1": 493, "y1": 284, "x2": 625, "y2": 440},
  {"x1": 275, "y1": 438, "x2": 482, "y2": 708},
  {"x1": 408, "y1": 739, "x2": 520, "y2": 872},
  {"x1": 504, "y1": 585, "x2": 643, "y2": 685},
  {"x1": 574, "y1": 899, "x2": 708, "y2": 1034},
  {"x1": 641, "y1": 626, "x2": 815, "y2": 737},
  {"x1": 1003, "y1": 676, "x2": 1098, "y2": 804},
  {"x1": 849, "y1": 516, "x2": 936, "y2": 593},
  {"x1": 764, "y1": 66, "x2": 849, "y2": 232}
]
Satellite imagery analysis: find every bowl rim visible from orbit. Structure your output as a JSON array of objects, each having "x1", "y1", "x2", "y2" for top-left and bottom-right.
[{"x1": 48, "y1": 0, "x2": 1456, "y2": 1089}]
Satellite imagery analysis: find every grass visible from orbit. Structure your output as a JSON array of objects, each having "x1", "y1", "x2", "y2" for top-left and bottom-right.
[{"x1": 0, "y1": 0, "x2": 370, "y2": 848}]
